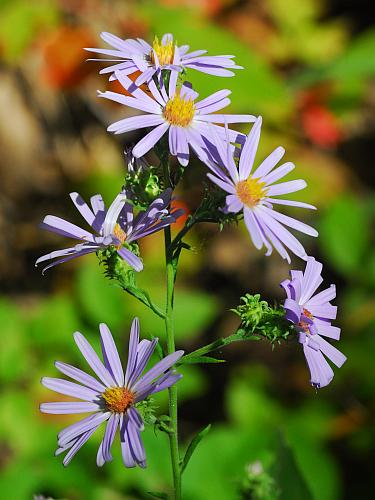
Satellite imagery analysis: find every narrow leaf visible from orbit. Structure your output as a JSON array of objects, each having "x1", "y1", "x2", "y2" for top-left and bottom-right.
[
  {"x1": 180, "y1": 424, "x2": 211, "y2": 474},
  {"x1": 179, "y1": 355, "x2": 226, "y2": 365}
]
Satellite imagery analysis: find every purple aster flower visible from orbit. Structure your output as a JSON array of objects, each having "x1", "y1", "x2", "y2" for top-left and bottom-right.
[
  {"x1": 99, "y1": 70, "x2": 255, "y2": 166},
  {"x1": 200, "y1": 116, "x2": 318, "y2": 261},
  {"x1": 40, "y1": 318, "x2": 184, "y2": 467},
  {"x1": 281, "y1": 257, "x2": 346, "y2": 388},
  {"x1": 36, "y1": 188, "x2": 182, "y2": 273},
  {"x1": 85, "y1": 32, "x2": 243, "y2": 85}
]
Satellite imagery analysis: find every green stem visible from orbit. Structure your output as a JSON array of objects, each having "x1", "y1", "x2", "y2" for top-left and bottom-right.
[
  {"x1": 164, "y1": 225, "x2": 181, "y2": 500},
  {"x1": 122, "y1": 286, "x2": 165, "y2": 319},
  {"x1": 181, "y1": 330, "x2": 246, "y2": 363}
]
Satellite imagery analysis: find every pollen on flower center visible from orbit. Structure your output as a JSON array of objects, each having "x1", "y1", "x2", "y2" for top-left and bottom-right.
[
  {"x1": 150, "y1": 36, "x2": 175, "y2": 66},
  {"x1": 236, "y1": 177, "x2": 268, "y2": 207},
  {"x1": 102, "y1": 387, "x2": 134, "y2": 413},
  {"x1": 113, "y1": 223, "x2": 127, "y2": 247},
  {"x1": 163, "y1": 93, "x2": 195, "y2": 127},
  {"x1": 298, "y1": 308, "x2": 314, "y2": 333}
]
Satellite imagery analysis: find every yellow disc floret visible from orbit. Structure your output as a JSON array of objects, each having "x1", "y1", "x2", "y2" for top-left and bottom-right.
[
  {"x1": 236, "y1": 177, "x2": 269, "y2": 207},
  {"x1": 102, "y1": 387, "x2": 134, "y2": 413},
  {"x1": 150, "y1": 36, "x2": 175, "y2": 66},
  {"x1": 163, "y1": 93, "x2": 195, "y2": 127},
  {"x1": 113, "y1": 223, "x2": 127, "y2": 248}
]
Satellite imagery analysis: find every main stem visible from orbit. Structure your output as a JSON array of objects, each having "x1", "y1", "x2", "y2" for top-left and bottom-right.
[{"x1": 164, "y1": 225, "x2": 181, "y2": 500}]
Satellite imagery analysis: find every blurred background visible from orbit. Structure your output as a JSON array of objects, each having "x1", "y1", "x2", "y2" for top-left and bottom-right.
[{"x1": 0, "y1": 0, "x2": 374, "y2": 498}]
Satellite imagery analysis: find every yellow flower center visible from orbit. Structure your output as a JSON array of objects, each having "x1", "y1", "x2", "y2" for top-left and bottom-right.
[
  {"x1": 298, "y1": 308, "x2": 314, "y2": 333},
  {"x1": 150, "y1": 36, "x2": 175, "y2": 66},
  {"x1": 163, "y1": 93, "x2": 195, "y2": 127},
  {"x1": 236, "y1": 177, "x2": 269, "y2": 207},
  {"x1": 113, "y1": 223, "x2": 127, "y2": 248},
  {"x1": 102, "y1": 387, "x2": 134, "y2": 413}
]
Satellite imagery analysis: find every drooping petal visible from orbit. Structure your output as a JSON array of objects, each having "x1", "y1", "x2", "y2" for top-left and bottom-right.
[
  {"x1": 128, "y1": 407, "x2": 145, "y2": 431},
  {"x1": 303, "y1": 345, "x2": 334, "y2": 388},
  {"x1": 284, "y1": 298, "x2": 302, "y2": 324},
  {"x1": 58, "y1": 412, "x2": 110, "y2": 447},
  {"x1": 62, "y1": 426, "x2": 98, "y2": 466},
  {"x1": 225, "y1": 194, "x2": 243, "y2": 213},
  {"x1": 36, "y1": 247, "x2": 98, "y2": 274},
  {"x1": 132, "y1": 122, "x2": 170, "y2": 158},
  {"x1": 126, "y1": 419, "x2": 146, "y2": 464},
  {"x1": 243, "y1": 207, "x2": 263, "y2": 250},
  {"x1": 255, "y1": 206, "x2": 307, "y2": 260},
  {"x1": 260, "y1": 206, "x2": 318, "y2": 237},
  {"x1": 116, "y1": 247, "x2": 143, "y2": 272},
  {"x1": 98, "y1": 413, "x2": 120, "y2": 465},
  {"x1": 120, "y1": 417, "x2": 136, "y2": 468}
]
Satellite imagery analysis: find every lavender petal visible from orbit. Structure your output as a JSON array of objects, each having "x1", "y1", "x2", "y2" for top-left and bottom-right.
[
  {"x1": 99, "y1": 323, "x2": 125, "y2": 386},
  {"x1": 239, "y1": 117, "x2": 262, "y2": 180},
  {"x1": 132, "y1": 122, "x2": 169, "y2": 158},
  {"x1": 41, "y1": 377, "x2": 100, "y2": 402},
  {"x1": 40, "y1": 402, "x2": 100, "y2": 414},
  {"x1": 74, "y1": 332, "x2": 116, "y2": 387}
]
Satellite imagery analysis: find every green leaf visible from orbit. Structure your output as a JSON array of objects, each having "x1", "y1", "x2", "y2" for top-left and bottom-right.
[
  {"x1": 271, "y1": 434, "x2": 313, "y2": 500},
  {"x1": 180, "y1": 424, "x2": 211, "y2": 474},
  {"x1": 124, "y1": 284, "x2": 165, "y2": 318},
  {"x1": 179, "y1": 355, "x2": 226, "y2": 365},
  {"x1": 147, "y1": 491, "x2": 168, "y2": 499},
  {"x1": 318, "y1": 194, "x2": 371, "y2": 276}
]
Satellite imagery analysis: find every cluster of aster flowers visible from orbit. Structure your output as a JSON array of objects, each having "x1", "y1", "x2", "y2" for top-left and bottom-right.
[{"x1": 37, "y1": 29, "x2": 346, "y2": 478}]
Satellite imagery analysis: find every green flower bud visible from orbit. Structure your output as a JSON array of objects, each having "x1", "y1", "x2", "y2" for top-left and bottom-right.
[{"x1": 232, "y1": 294, "x2": 295, "y2": 343}]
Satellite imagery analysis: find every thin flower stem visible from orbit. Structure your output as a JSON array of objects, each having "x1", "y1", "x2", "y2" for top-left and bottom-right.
[
  {"x1": 164, "y1": 225, "x2": 182, "y2": 500},
  {"x1": 171, "y1": 215, "x2": 217, "y2": 253},
  {"x1": 181, "y1": 330, "x2": 246, "y2": 363}
]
